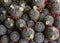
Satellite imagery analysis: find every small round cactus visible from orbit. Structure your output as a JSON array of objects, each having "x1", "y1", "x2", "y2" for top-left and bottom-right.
[
  {"x1": 34, "y1": 33, "x2": 44, "y2": 43},
  {"x1": 44, "y1": 15, "x2": 54, "y2": 25},
  {"x1": 29, "y1": 9, "x2": 40, "y2": 21},
  {"x1": 16, "y1": 19, "x2": 26, "y2": 29},
  {"x1": 1, "y1": 35, "x2": 9, "y2": 43},
  {"x1": 10, "y1": 3, "x2": 24, "y2": 19},
  {"x1": 0, "y1": 0, "x2": 12, "y2": 7},
  {"x1": 39, "y1": 13, "x2": 45, "y2": 21},
  {"x1": 0, "y1": 25, "x2": 7, "y2": 35},
  {"x1": 10, "y1": 31, "x2": 20, "y2": 42},
  {"x1": 0, "y1": 8, "x2": 7, "y2": 22},
  {"x1": 54, "y1": 16, "x2": 60, "y2": 29},
  {"x1": 0, "y1": 13, "x2": 7, "y2": 22},
  {"x1": 35, "y1": 22, "x2": 45, "y2": 32},
  {"x1": 34, "y1": 0, "x2": 45, "y2": 8},
  {"x1": 45, "y1": 26, "x2": 59, "y2": 40},
  {"x1": 43, "y1": 8, "x2": 49, "y2": 16},
  {"x1": 5, "y1": 18, "x2": 14, "y2": 28},
  {"x1": 22, "y1": 27, "x2": 35, "y2": 40},
  {"x1": 52, "y1": 3, "x2": 60, "y2": 14}
]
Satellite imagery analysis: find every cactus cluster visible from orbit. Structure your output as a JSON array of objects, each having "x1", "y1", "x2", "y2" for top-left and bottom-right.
[{"x1": 0, "y1": 0, "x2": 60, "y2": 43}]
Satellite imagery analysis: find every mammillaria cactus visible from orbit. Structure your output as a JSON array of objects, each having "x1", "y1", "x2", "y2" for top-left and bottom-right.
[
  {"x1": 35, "y1": 22, "x2": 45, "y2": 32},
  {"x1": 34, "y1": 0, "x2": 46, "y2": 8},
  {"x1": 52, "y1": 3, "x2": 60, "y2": 14},
  {"x1": 34, "y1": 33, "x2": 44, "y2": 43},
  {"x1": 29, "y1": 9, "x2": 40, "y2": 21},
  {"x1": 0, "y1": 0, "x2": 12, "y2": 7},
  {"x1": 43, "y1": 8, "x2": 49, "y2": 16},
  {"x1": 54, "y1": 16, "x2": 60, "y2": 29},
  {"x1": 16, "y1": 19, "x2": 26, "y2": 29},
  {"x1": 22, "y1": 27, "x2": 35, "y2": 40},
  {"x1": 0, "y1": 7, "x2": 7, "y2": 22},
  {"x1": 0, "y1": 25, "x2": 7, "y2": 36},
  {"x1": 10, "y1": 3, "x2": 24, "y2": 19},
  {"x1": 44, "y1": 15, "x2": 54, "y2": 25},
  {"x1": 10, "y1": 31, "x2": 20, "y2": 42},
  {"x1": 39, "y1": 13, "x2": 45, "y2": 21},
  {"x1": 45, "y1": 26, "x2": 59, "y2": 40},
  {"x1": 5, "y1": 18, "x2": 14, "y2": 28},
  {"x1": 1, "y1": 35, "x2": 9, "y2": 43}
]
